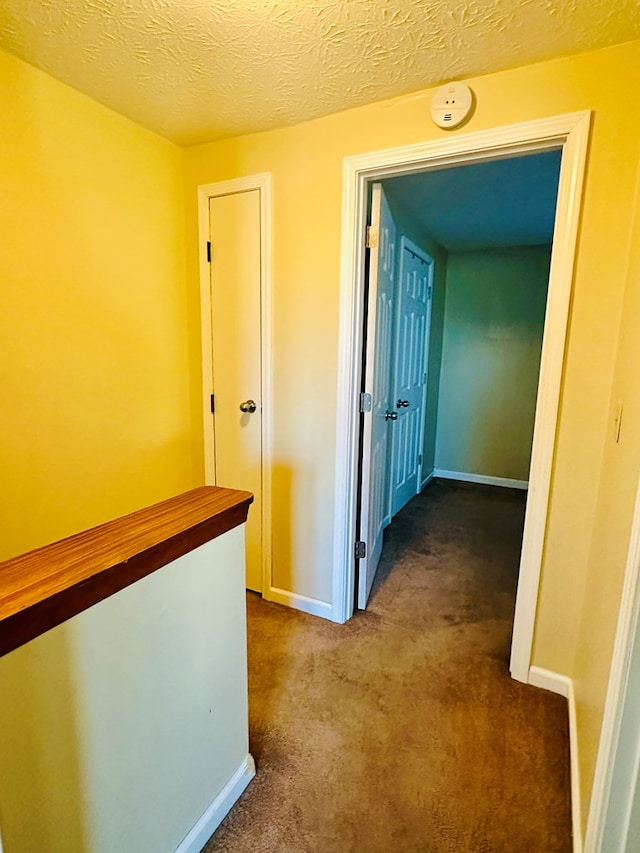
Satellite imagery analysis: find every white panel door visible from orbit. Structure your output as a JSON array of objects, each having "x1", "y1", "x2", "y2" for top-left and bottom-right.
[
  {"x1": 209, "y1": 190, "x2": 262, "y2": 592},
  {"x1": 390, "y1": 238, "x2": 433, "y2": 518},
  {"x1": 358, "y1": 184, "x2": 396, "y2": 609}
]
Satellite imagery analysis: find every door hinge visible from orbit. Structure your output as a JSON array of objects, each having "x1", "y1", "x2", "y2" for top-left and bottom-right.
[
  {"x1": 360, "y1": 392, "x2": 372, "y2": 413},
  {"x1": 210, "y1": 394, "x2": 215, "y2": 413},
  {"x1": 428, "y1": 283, "x2": 433, "y2": 299},
  {"x1": 355, "y1": 541, "x2": 366, "y2": 559},
  {"x1": 365, "y1": 226, "x2": 379, "y2": 250},
  {"x1": 418, "y1": 453, "x2": 422, "y2": 465},
  {"x1": 206, "y1": 241, "x2": 212, "y2": 263}
]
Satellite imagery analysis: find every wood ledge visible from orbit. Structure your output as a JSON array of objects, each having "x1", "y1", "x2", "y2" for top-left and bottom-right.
[{"x1": 0, "y1": 486, "x2": 253, "y2": 657}]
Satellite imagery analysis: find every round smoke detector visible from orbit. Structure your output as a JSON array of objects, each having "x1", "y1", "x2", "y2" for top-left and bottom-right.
[{"x1": 430, "y1": 82, "x2": 474, "y2": 129}]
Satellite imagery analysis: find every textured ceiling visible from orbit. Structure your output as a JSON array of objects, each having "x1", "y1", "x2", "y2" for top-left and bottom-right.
[
  {"x1": 0, "y1": 1, "x2": 639, "y2": 145},
  {"x1": 382, "y1": 150, "x2": 562, "y2": 251}
]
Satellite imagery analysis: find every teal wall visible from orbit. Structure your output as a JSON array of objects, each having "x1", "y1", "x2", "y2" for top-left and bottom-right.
[{"x1": 435, "y1": 246, "x2": 551, "y2": 481}]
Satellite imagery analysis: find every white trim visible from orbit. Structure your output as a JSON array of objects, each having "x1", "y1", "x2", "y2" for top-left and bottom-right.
[
  {"x1": 528, "y1": 665, "x2": 570, "y2": 698},
  {"x1": 173, "y1": 754, "x2": 255, "y2": 853},
  {"x1": 421, "y1": 469, "x2": 435, "y2": 491},
  {"x1": 529, "y1": 667, "x2": 583, "y2": 853},
  {"x1": 332, "y1": 111, "x2": 592, "y2": 681},
  {"x1": 433, "y1": 468, "x2": 528, "y2": 490},
  {"x1": 198, "y1": 174, "x2": 273, "y2": 597},
  {"x1": 510, "y1": 113, "x2": 591, "y2": 683},
  {"x1": 268, "y1": 587, "x2": 333, "y2": 620},
  {"x1": 585, "y1": 477, "x2": 640, "y2": 852}
]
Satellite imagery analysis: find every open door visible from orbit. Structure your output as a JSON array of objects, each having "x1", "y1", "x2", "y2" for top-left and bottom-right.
[
  {"x1": 358, "y1": 184, "x2": 396, "y2": 609},
  {"x1": 389, "y1": 238, "x2": 433, "y2": 518}
]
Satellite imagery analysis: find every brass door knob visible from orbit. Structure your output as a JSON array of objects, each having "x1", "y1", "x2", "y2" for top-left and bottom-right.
[{"x1": 240, "y1": 400, "x2": 257, "y2": 413}]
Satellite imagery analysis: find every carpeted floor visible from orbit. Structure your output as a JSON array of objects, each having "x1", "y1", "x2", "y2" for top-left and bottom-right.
[{"x1": 204, "y1": 479, "x2": 572, "y2": 852}]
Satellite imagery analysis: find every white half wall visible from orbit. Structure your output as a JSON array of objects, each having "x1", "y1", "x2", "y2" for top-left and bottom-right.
[{"x1": 0, "y1": 527, "x2": 252, "y2": 853}]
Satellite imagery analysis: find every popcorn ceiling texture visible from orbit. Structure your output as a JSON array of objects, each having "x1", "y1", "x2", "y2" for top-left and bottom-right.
[{"x1": 1, "y1": 0, "x2": 639, "y2": 145}]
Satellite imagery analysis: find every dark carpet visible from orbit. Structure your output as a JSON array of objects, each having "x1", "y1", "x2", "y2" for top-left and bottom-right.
[{"x1": 204, "y1": 479, "x2": 572, "y2": 852}]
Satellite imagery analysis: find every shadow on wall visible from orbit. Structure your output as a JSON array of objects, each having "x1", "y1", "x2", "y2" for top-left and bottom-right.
[
  {"x1": 270, "y1": 465, "x2": 294, "y2": 594},
  {"x1": 459, "y1": 331, "x2": 543, "y2": 481},
  {"x1": 270, "y1": 463, "x2": 331, "y2": 601},
  {"x1": 0, "y1": 627, "x2": 88, "y2": 852}
]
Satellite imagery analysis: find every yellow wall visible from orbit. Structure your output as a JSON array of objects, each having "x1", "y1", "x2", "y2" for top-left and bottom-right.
[
  {"x1": 0, "y1": 47, "x2": 199, "y2": 851},
  {"x1": 183, "y1": 39, "x2": 640, "y2": 820},
  {"x1": 0, "y1": 47, "x2": 194, "y2": 562},
  {"x1": 573, "y1": 164, "x2": 640, "y2": 832},
  {"x1": 3, "y1": 35, "x2": 640, "y2": 841}
]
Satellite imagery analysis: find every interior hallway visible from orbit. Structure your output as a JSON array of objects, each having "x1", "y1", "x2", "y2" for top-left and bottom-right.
[{"x1": 205, "y1": 480, "x2": 571, "y2": 852}]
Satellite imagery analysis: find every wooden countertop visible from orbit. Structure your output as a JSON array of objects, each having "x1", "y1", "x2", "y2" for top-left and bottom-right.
[{"x1": 0, "y1": 486, "x2": 253, "y2": 657}]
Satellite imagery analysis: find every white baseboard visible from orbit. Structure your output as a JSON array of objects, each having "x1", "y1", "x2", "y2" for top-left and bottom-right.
[
  {"x1": 528, "y1": 665, "x2": 570, "y2": 697},
  {"x1": 266, "y1": 586, "x2": 333, "y2": 620},
  {"x1": 174, "y1": 754, "x2": 255, "y2": 853},
  {"x1": 528, "y1": 666, "x2": 582, "y2": 853},
  {"x1": 420, "y1": 469, "x2": 435, "y2": 490},
  {"x1": 434, "y1": 468, "x2": 528, "y2": 490}
]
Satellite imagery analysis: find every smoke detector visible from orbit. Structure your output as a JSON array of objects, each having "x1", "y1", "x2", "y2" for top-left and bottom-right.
[{"x1": 430, "y1": 82, "x2": 474, "y2": 129}]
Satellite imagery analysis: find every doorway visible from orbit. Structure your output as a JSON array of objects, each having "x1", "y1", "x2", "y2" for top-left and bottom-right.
[
  {"x1": 358, "y1": 184, "x2": 436, "y2": 608},
  {"x1": 358, "y1": 153, "x2": 559, "y2": 610},
  {"x1": 198, "y1": 173, "x2": 273, "y2": 595},
  {"x1": 331, "y1": 113, "x2": 591, "y2": 685}
]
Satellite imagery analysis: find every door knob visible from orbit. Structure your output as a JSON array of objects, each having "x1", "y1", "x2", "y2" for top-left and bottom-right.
[
  {"x1": 396, "y1": 399, "x2": 410, "y2": 408},
  {"x1": 385, "y1": 410, "x2": 398, "y2": 421},
  {"x1": 240, "y1": 399, "x2": 257, "y2": 413}
]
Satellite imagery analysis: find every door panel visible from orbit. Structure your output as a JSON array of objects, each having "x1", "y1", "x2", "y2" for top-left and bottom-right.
[
  {"x1": 358, "y1": 184, "x2": 396, "y2": 609},
  {"x1": 209, "y1": 190, "x2": 262, "y2": 592},
  {"x1": 390, "y1": 239, "x2": 433, "y2": 518}
]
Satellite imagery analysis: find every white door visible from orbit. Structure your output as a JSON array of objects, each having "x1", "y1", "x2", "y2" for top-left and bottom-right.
[
  {"x1": 358, "y1": 184, "x2": 396, "y2": 609},
  {"x1": 389, "y1": 238, "x2": 433, "y2": 518},
  {"x1": 209, "y1": 190, "x2": 263, "y2": 592}
]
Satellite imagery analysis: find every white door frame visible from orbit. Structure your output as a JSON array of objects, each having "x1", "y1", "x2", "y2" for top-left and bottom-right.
[
  {"x1": 197, "y1": 173, "x2": 273, "y2": 596},
  {"x1": 331, "y1": 112, "x2": 591, "y2": 685},
  {"x1": 585, "y1": 475, "x2": 640, "y2": 851}
]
